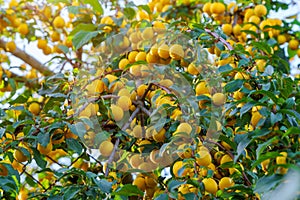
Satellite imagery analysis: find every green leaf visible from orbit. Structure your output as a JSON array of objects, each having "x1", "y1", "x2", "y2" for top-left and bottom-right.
[
  {"x1": 234, "y1": 133, "x2": 252, "y2": 163},
  {"x1": 251, "y1": 152, "x2": 280, "y2": 171},
  {"x1": 217, "y1": 64, "x2": 233, "y2": 73},
  {"x1": 97, "y1": 179, "x2": 112, "y2": 193},
  {"x1": 66, "y1": 138, "x2": 83, "y2": 154},
  {"x1": 12, "y1": 120, "x2": 34, "y2": 129},
  {"x1": 262, "y1": 65, "x2": 274, "y2": 76},
  {"x1": 216, "y1": 42, "x2": 225, "y2": 51},
  {"x1": 219, "y1": 134, "x2": 237, "y2": 150},
  {"x1": 70, "y1": 23, "x2": 97, "y2": 36},
  {"x1": 25, "y1": 175, "x2": 37, "y2": 187},
  {"x1": 287, "y1": 47, "x2": 297, "y2": 58},
  {"x1": 238, "y1": 58, "x2": 250, "y2": 67},
  {"x1": 250, "y1": 90, "x2": 278, "y2": 104},
  {"x1": 72, "y1": 30, "x2": 98, "y2": 50},
  {"x1": 46, "y1": 92, "x2": 67, "y2": 98},
  {"x1": 0, "y1": 128, "x2": 5, "y2": 138},
  {"x1": 167, "y1": 180, "x2": 185, "y2": 192},
  {"x1": 196, "y1": 94, "x2": 211, "y2": 101},
  {"x1": 0, "y1": 176, "x2": 18, "y2": 193},
  {"x1": 37, "y1": 132, "x2": 50, "y2": 147},
  {"x1": 79, "y1": 117, "x2": 94, "y2": 129},
  {"x1": 225, "y1": 79, "x2": 243, "y2": 93},
  {"x1": 282, "y1": 126, "x2": 300, "y2": 137},
  {"x1": 63, "y1": 186, "x2": 81, "y2": 200},
  {"x1": 67, "y1": 6, "x2": 81, "y2": 14},
  {"x1": 32, "y1": 148, "x2": 47, "y2": 169},
  {"x1": 8, "y1": 78, "x2": 17, "y2": 97},
  {"x1": 73, "y1": 122, "x2": 87, "y2": 138},
  {"x1": 270, "y1": 112, "x2": 283, "y2": 125},
  {"x1": 252, "y1": 41, "x2": 272, "y2": 54},
  {"x1": 113, "y1": 195, "x2": 125, "y2": 200},
  {"x1": 138, "y1": 5, "x2": 151, "y2": 14},
  {"x1": 83, "y1": 0, "x2": 103, "y2": 14},
  {"x1": 254, "y1": 174, "x2": 283, "y2": 194},
  {"x1": 112, "y1": 184, "x2": 144, "y2": 196},
  {"x1": 252, "y1": 128, "x2": 271, "y2": 139},
  {"x1": 278, "y1": 109, "x2": 300, "y2": 121},
  {"x1": 123, "y1": 7, "x2": 136, "y2": 20},
  {"x1": 240, "y1": 101, "x2": 255, "y2": 116},
  {"x1": 280, "y1": 78, "x2": 294, "y2": 99},
  {"x1": 183, "y1": 193, "x2": 197, "y2": 199},
  {"x1": 10, "y1": 94, "x2": 28, "y2": 104},
  {"x1": 154, "y1": 193, "x2": 169, "y2": 200},
  {"x1": 58, "y1": 44, "x2": 69, "y2": 54},
  {"x1": 256, "y1": 137, "x2": 279, "y2": 159}
]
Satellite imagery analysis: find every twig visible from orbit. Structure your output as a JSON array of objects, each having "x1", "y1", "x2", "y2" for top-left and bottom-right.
[
  {"x1": 70, "y1": 153, "x2": 85, "y2": 166},
  {"x1": 46, "y1": 155, "x2": 64, "y2": 167},
  {"x1": 62, "y1": 52, "x2": 76, "y2": 67},
  {"x1": 140, "y1": 83, "x2": 153, "y2": 100},
  {"x1": 242, "y1": 170, "x2": 252, "y2": 186},
  {"x1": 152, "y1": 82, "x2": 173, "y2": 95},
  {"x1": 138, "y1": 104, "x2": 151, "y2": 116},
  {"x1": 88, "y1": 153, "x2": 104, "y2": 167},
  {"x1": 24, "y1": 171, "x2": 46, "y2": 190},
  {"x1": 200, "y1": 134, "x2": 252, "y2": 185},
  {"x1": 8, "y1": 70, "x2": 38, "y2": 88},
  {"x1": 0, "y1": 39, "x2": 53, "y2": 76},
  {"x1": 67, "y1": 95, "x2": 118, "y2": 120},
  {"x1": 204, "y1": 28, "x2": 233, "y2": 51},
  {"x1": 232, "y1": 13, "x2": 239, "y2": 26},
  {"x1": 204, "y1": 138, "x2": 234, "y2": 159},
  {"x1": 104, "y1": 107, "x2": 141, "y2": 176},
  {"x1": 105, "y1": 138, "x2": 120, "y2": 176},
  {"x1": 121, "y1": 107, "x2": 141, "y2": 131},
  {"x1": 133, "y1": 100, "x2": 151, "y2": 116}
]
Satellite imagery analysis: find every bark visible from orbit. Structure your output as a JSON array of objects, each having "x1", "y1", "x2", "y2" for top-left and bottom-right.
[{"x1": 0, "y1": 39, "x2": 53, "y2": 76}]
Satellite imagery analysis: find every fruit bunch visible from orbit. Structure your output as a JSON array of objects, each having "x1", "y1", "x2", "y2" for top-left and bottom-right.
[{"x1": 0, "y1": 0, "x2": 299, "y2": 199}]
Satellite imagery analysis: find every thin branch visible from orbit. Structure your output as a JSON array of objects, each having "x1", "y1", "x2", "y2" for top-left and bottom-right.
[
  {"x1": 205, "y1": 28, "x2": 233, "y2": 51},
  {"x1": 105, "y1": 107, "x2": 141, "y2": 176},
  {"x1": 105, "y1": 138, "x2": 120, "y2": 176},
  {"x1": 138, "y1": 104, "x2": 151, "y2": 116},
  {"x1": 88, "y1": 152, "x2": 104, "y2": 167},
  {"x1": 140, "y1": 83, "x2": 153, "y2": 100},
  {"x1": 46, "y1": 155, "x2": 64, "y2": 168},
  {"x1": 0, "y1": 39, "x2": 53, "y2": 76},
  {"x1": 204, "y1": 138, "x2": 234, "y2": 159},
  {"x1": 9, "y1": 71, "x2": 37, "y2": 87},
  {"x1": 24, "y1": 171, "x2": 46, "y2": 190},
  {"x1": 152, "y1": 83, "x2": 173, "y2": 95},
  {"x1": 134, "y1": 100, "x2": 151, "y2": 116},
  {"x1": 121, "y1": 107, "x2": 141, "y2": 131},
  {"x1": 242, "y1": 170, "x2": 252, "y2": 186},
  {"x1": 70, "y1": 153, "x2": 85, "y2": 167},
  {"x1": 66, "y1": 95, "x2": 118, "y2": 120}
]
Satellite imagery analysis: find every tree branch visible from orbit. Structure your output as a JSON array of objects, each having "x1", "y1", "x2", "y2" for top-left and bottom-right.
[
  {"x1": 204, "y1": 28, "x2": 233, "y2": 51},
  {"x1": 105, "y1": 107, "x2": 141, "y2": 176},
  {"x1": 0, "y1": 39, "x2": 53, "y2": 76}
]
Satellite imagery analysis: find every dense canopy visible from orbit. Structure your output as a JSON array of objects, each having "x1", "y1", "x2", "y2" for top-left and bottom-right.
[{"x1": 0, "y1": 0, "x2": 300, "y2": 199}]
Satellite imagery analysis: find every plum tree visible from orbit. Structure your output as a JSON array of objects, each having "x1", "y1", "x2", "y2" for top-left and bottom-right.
[{"x1": 0, "y1": 0, "x2": 299, "y2": 199}]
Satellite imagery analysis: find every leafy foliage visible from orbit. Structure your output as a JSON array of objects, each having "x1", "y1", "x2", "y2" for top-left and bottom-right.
[{"x1": 0, "y1": 0, "x2": 299, "y2": 200}]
